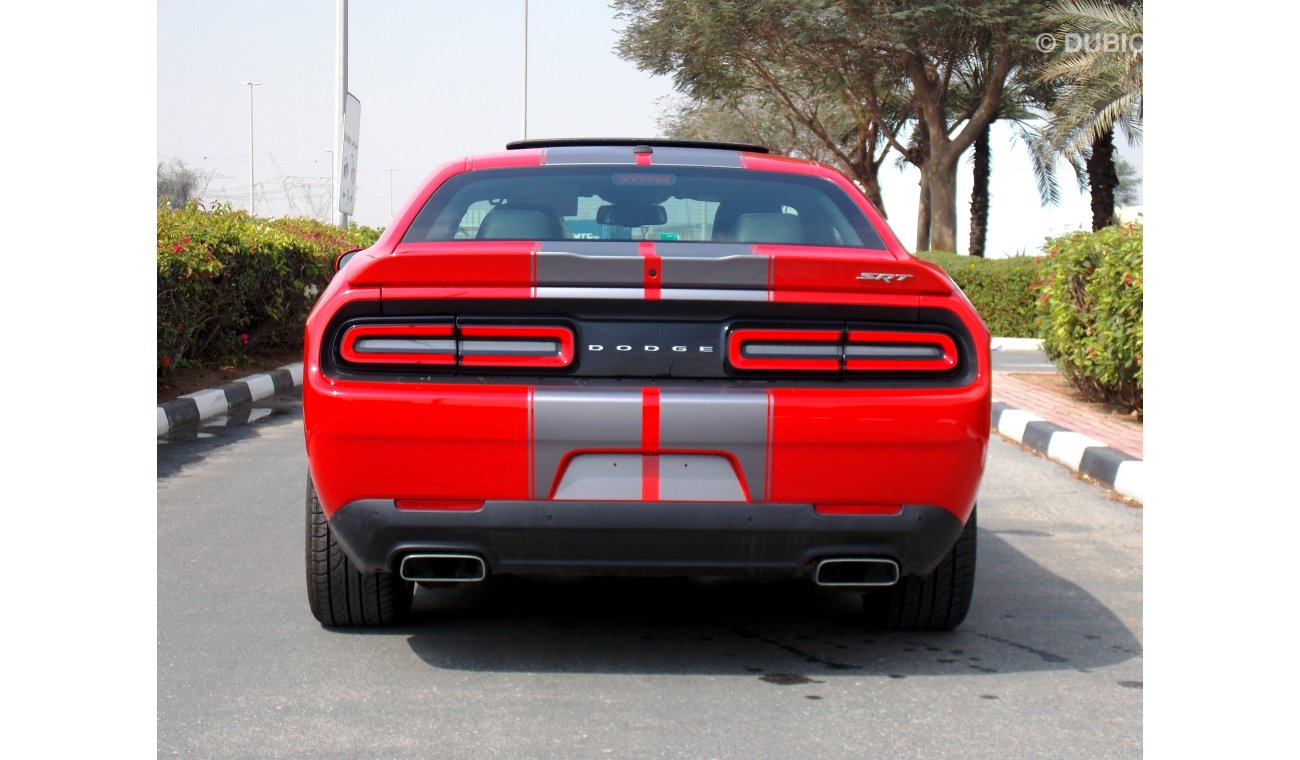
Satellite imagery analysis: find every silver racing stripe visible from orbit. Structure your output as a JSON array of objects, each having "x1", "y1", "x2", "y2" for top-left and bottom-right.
[
  {"x1": 530, "y1": 387, "x2": 772, "y2": 501},
  {"x1": 531, "y1": 389, "x2": 641, "y2": 499},
  {"x1": 658, "y1": 390, "x2": 770, "y2": 500}
]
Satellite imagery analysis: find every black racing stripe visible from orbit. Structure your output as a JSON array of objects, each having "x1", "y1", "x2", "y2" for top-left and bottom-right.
[
  {"x1": 1022, "y1": 420, "x2": 1068, "y2": 455},
  {"x1": 1079, "y1": 447, "x2": 1139, "y2": 487},
  {"x1": 161, "y1": 398, "x2": 200, "y2": 432},
  {"x1": 649, "y1": 147, "x2": 743, "y2": 168},
  {"x1": 653, "y1": 242, "x2": 754, "y2": 258},
  {"x1": 545, "y1": 146, "x2": 637, "y2": 165},
  {"x1": 661, "y1": 255, "x2": 768, "y2": 289},
  {"x1": 539, "y1": 241, "x2": 641, "y2": 257},
  {"x1": 537, "y1": 251, "x2": 643, "y2": 287}
]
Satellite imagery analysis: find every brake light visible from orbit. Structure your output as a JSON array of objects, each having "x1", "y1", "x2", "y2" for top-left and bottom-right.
[
  {"x1": 340, "y1": 323, "x2": 455, "y2": 366},
  {"x1": 727, "y1": 328, "x2": 842, "y2": 371},
  {"x1": 727, "y1": 328, "x2": 959, "y2": 373},
  {"x1": 339, "y1": 322, "x2": 575, "y2": 370},
  {"x1": 844, "y1": 330, "x2": 957, "y2": 372},
  {"x1": 459, "y1": 325, "x2": 574, "y2": 368}
]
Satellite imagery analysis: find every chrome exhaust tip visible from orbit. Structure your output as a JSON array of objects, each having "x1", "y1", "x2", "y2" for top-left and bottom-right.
[
  {"x1": 814, "y1": 558, "x2": 900, "y2": 587},
  {"x1": 399, "y1": 553, "x2": 487, "y2": 583}
]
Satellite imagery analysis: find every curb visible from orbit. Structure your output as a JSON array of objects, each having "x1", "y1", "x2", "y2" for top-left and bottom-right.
[
  {"x1": 991, "y1": 337, "x2": 1043, "y2": 351},
  {"x1": 158, "y1": 363, "x2": 303, "y2": 437},
  {"x1": 991, "y1": 401, "x2": 1143, "y2": 503}
]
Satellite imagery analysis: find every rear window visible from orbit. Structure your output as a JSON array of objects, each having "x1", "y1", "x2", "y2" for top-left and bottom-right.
[{"x1": 401, "y1": 166, "x2": 886, "y2": 249}]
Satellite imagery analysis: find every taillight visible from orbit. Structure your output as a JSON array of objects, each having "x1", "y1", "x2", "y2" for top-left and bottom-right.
[
  {"x1": 459, "y1": 325, "x2": 574, "y2": 368},
  {"x1": 844, "y1": 330, "x2": 957, "y2": 372},
  {"x1": 339, "y1": 322, "x2": 575, "y2": 370},
  {"x1": 728, "y1": 328, "x2": 841, "y2": 372},
  {"x1": 727, "y1": 328, "x2": 958, "y2": 373},
  {"x1": 340, "y1": 323, "x2": 455, "y2": 366}
]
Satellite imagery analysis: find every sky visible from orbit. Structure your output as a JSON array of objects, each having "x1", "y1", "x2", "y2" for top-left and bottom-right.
[{"x1": 157, "y1": 0, "x2": 1141, "y2": 258}]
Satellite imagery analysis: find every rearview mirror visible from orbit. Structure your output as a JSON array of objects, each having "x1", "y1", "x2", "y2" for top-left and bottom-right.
[{"x1": 595, "y1": 204, "x2": 667, "y2": 227}]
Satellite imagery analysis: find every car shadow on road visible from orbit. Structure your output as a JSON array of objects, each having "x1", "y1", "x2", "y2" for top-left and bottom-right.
[{"x1": 360, "y1": 531, "x2": 1141, "y2": 679}]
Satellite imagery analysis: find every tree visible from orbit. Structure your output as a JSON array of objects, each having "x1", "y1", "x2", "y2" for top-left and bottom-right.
[
  {"x1": 615, "y1": 0, "x2": 1048, "y2": 253},
  {"x1": 157, "y1": 158, "x2": 215, "y2": 208},
  {"x1": 1034, "y1": 0, "x2": 1143, "y2": 230},
  {"x1": 616, "y1": 1, "x2": 910, "y2": 217},
  {"x1": 658, "y1": 92, "x2": 898, "y2": 213},
  {"x1": 1113, "y1": 156, "x2": 1141, "y2": 207}
]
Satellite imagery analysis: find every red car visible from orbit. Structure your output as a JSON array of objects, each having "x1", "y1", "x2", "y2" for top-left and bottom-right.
[{"x1": 304, "y1": 139, "x2": 989, "y2": 629}]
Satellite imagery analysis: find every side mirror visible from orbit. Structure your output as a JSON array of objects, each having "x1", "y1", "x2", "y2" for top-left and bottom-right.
[{"x1": 335, "y1": 247, "x2": 363, "y2": 274}]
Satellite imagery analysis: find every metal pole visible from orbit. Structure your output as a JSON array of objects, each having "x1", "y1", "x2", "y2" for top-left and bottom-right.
[
  {"x1": 242, "y1": 80, "x2": 261, "y2": 215},
  {"x1": 325, "y1": 149, "x2": 334, "y2": 222},
  {"x1": 334, "y1": 0, "x2": 349, "y2": 228},
  {"x1": 522, "y1": 0, "x2": 528, "y2": 139},
  {"x1": 385, "y1": 168, "x2": 397, "y2": 218}
]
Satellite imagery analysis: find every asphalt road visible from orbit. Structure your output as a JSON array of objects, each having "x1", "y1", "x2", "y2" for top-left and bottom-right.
[
  {"x1": 158, "y1": 389, "x2": 1141, "y2": 759},
  {"x1": 990, "y1": 349, "x2": 1054, "y2": 373}
]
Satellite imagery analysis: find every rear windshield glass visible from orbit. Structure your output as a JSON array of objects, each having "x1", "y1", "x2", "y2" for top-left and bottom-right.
[{"x1": 401, "y1": 166, "x2": 886, "y2": 249}]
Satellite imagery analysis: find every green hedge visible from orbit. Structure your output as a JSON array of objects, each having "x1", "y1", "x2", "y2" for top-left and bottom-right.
[
  {"x1": 917, "y1": 251, "x2": 1043, "y2": 338},
  {"x1": 157, "y1": 203, "x2": 381, "y2": 374},
  {"x1": 1037, "y1": 225, "x2": 1143, "y2": 414}
]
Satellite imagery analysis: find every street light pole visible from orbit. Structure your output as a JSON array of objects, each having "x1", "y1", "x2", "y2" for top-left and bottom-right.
[
  {"x1": 325, "y1": 149, "x2": 334, "y2": 222},
  {"x1": 242, "y1": 80, "x2": 262, "y2": 216},
  {"x1": 334, "y1": 0, "x2": 349, "y2": 228},
  {"x1": 522, "y1": 0, "x2": 528, "y2": 139},
  {"x1": 385, "y1": 167, "x2": 397, "y2": 218}
]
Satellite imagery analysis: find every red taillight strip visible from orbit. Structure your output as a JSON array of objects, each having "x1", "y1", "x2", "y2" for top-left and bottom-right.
[
  {"x1": 844, "y1": 330, "x2": 958, "y2": 372},
  {"x1": 728, "y1": 328, "x2": 842, "y2": 371},
  {"x1": 728, "y1": 328, "x2": 960, "y2": 373},
  {"x1": 458, "y1": 325, "x2": 575, "y2": 368},
  {"x1": 340, "y1": 323, "x2": 455, "y2": 365}
]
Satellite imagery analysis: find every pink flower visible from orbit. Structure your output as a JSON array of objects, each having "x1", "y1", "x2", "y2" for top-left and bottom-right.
[
  {"x1": 162, "y1": 356, "x2": 171, "y2": 368},
  {"x1": 240, "y1": 334, "x2": 249, "y2": 346}
]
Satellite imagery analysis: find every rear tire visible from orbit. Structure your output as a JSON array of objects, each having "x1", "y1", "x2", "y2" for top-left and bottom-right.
[
  {"x1": 863, "y1": 506, "x2": 977, "y2": 631},
  {"x1": 306, "y1": 478, "x2": 412, "y2": 627}
]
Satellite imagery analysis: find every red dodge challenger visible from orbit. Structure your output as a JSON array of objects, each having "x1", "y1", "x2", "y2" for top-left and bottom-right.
[{"x1": 303, "y1": 139, "x2": 989, "y2": 630}]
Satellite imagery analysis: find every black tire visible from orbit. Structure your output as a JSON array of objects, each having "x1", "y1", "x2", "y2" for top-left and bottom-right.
[
  {"x1": 306, "y1": 478, "x2": 412, "y2": 627},
  {"x1": 863, "y1": 506, "x2": 977, "y2": 631}
]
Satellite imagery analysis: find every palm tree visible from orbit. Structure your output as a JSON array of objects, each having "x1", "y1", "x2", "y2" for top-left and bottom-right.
[{"x1": 1035, "y1": 0, "x2": 1143, "y2": 230}]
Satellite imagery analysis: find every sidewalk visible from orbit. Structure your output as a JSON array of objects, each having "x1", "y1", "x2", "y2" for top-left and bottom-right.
[
  {"x1": 990, "y1": 369, "x2": 1143, "y2": 502},
  {"x1": 992, "y1": 372, "x2": 1142, "y2": 459}
]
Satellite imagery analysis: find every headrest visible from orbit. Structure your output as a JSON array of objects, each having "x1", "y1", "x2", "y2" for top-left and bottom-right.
[
  {"x1": 476, "y1": 204, "x2": 565, "y2": 240},
  {"x1": 731, "y1": 213, "x2": 805, "y2": 244}
]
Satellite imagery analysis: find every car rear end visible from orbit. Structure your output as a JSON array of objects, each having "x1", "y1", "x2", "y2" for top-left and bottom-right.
[{"x1": 303, "y1": 140, "x2": 989, "y2": 629}]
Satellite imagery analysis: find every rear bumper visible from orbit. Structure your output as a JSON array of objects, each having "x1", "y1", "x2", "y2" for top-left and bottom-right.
[{"x1": 327, "y1": 499, "x2": 965, "y2": 580}]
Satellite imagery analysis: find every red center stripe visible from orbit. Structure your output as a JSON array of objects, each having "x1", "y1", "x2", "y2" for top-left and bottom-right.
[
  {"x1": 641, "y1": 387, "x2": 660, "y2": 501},
  {"x1": 639, "y1": 240, "x2": 661, "y2": 300}
]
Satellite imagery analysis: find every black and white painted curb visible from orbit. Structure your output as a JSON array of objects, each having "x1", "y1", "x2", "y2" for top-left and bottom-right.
[
  {"x1": 991, "y1": 401, "x2": 1143, "y2": 503},
  {"x1": 157, "y1": 363, "x2": 303, "y2": 437}
]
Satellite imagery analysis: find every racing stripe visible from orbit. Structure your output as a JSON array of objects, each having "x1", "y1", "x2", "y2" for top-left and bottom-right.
[
  {"x1": 544, "y1": 145, "x2": 637, "y2": 165},
  {"x1": 639, "y1": 241, "x2": 661, "y2": 300},
  {"x1": 531, "y1": 388, "x2": 642, "y2": 498},
  {"x1": 537, "y1": 242, "x2": 641, "y2": 288},
  {"x1": 641, "y1": 387, "x2": 660, "y2": 500},
  {"x1": 648, "y1": 147, "x2": 744, "y2": 168},
  {"x1": 659, "y1": 390, "x2": 770, "y2": 500}
]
